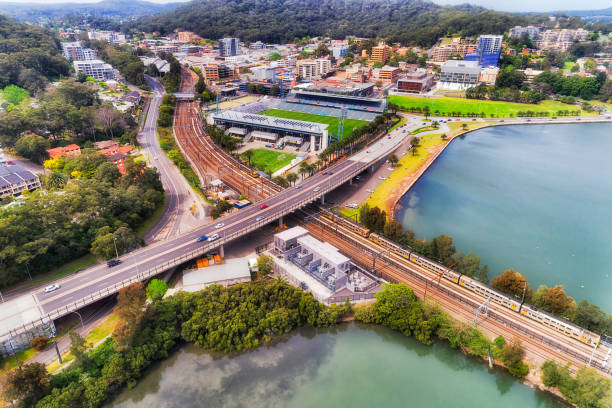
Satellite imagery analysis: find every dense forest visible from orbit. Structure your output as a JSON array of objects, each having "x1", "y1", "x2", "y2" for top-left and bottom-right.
[
  {"x1": 0, "y1": 79, "x2": 137, "y2": 150},
  {"x1": 0, "y1": 154, "x2": 163, "y2": 288},
  {"x1": 0, "y1": 15, "x2": 70, "y2": 94},
  {"x1": 132, "y1": 0, "x2": 543, "y2": 46}
]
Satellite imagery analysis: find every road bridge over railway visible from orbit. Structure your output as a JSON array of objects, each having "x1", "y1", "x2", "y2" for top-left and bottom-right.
[{"x1": 0, "y1": 123, "x2": 400, "y2": 350}]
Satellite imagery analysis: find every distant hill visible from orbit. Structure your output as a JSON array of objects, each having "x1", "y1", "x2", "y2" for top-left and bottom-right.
[
  {"x1": 553, "y1": 7, "x2": 612, "y2": 22},
  {"x1": 132, "y1": 0, "x2": 539, "y2": 46},
  {"x1": 0, "y1": 0, "x2": 184, "y2": 21}
]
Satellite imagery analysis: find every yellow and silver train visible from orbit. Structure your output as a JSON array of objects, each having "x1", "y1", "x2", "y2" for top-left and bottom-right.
[{"x1": 324, "y1": 211, "x2": 600, "y2": 346}]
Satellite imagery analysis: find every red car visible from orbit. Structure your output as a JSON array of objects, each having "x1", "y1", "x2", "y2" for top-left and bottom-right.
[{"x1": 260, "y1": 204, "x2": 268, "y2": 209}]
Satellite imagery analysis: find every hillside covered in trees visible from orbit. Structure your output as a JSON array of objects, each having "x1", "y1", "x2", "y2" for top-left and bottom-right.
[
  {"x1": 0, "y1": 15, "x2": 70, "y2": 94},
  {"x1": 132, "y1": 0, "x2": 542, "y2": 46}
]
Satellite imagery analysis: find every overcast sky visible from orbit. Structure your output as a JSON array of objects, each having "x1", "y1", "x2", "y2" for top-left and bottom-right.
[
  {"x1": 0, "y1": 0, "x2": 609, "y2": 10},
  {"x1": 432, "y1": 0, "x2": 610, "y2": 12}
]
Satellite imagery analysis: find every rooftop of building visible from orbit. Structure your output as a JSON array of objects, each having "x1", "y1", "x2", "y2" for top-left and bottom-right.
[
  {"x1": 275, "y1": 225, "x2": 308, "y2": 241},
  {"x1": 297, "y1": 234, "x2": 350, "y2": 265},
  {"x1": 441, "y1": 60, "x2": 481, "y2": 73},
  {"x1": 0, "y1": 165, "x2": 38, "y2": 188},
  {"x1": 212, "y1": 110, "x2": 329, "y2": 135},
  {"x1": 183, "y1": 258, "x2": 251, "y2": 290}
]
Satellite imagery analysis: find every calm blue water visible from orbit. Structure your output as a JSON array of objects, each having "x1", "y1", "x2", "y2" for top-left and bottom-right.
[
  {"x1": 108, "y1": 324, "x2": 564, "y2": 408},
  {"x1": 396, "y1": 123, "x2": 612, "y2": 313}
]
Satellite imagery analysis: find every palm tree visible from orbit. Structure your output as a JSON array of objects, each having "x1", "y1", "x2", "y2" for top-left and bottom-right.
[
  {"x1": 47, "y1": 173, "x2": 66, "y2": 189},
  {"x1": 388, "y1": 154, "x2": 399, "y2": 167},
  {"x1": 243, "y1": 150, "x2": 254, "y2": 166},
  {"x1": 298, "y1": 166, "x2": 308, "y2": 180},
  {"x1": 314, "y1": 159, "x2": 323, "y2": 171},
  {"x1": 286, "y1": 173, "x2": 298, "y2": 186},
  {"x1": 441, "y1": 133, "x2": 447, "y2": 140},
  {"x1": 461, "y1": 123, "x2": 468, "y2": 130},
  {"x1": 273, "y1": 176, "x2": 288, "y2": 187},
  {"x1": 411, "y1": 146, "x2": 418, "y2": 156}
]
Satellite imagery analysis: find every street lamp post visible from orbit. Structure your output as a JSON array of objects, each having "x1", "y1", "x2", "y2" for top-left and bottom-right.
[
  {"x1": 72, "y1": 311, "x2": 84, "y2": 329},
  {"x1": 113, "y1": 237, "x2": 119, "y2": 259}
]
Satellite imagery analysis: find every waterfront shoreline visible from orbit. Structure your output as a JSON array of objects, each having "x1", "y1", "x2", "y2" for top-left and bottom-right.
[{"x1": 386, "y1": 117, "x2": 612, "y2": 220}]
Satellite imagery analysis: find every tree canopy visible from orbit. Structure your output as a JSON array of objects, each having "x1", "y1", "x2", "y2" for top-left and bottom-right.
[
  {"x1": 132, "y1": 0, "x2": 539, "y2": 47},
  {"x1": 0, "y1": 15, "x2": 70, "y2": 94}
]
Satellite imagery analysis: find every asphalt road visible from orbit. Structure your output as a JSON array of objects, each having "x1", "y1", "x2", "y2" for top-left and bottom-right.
[{"x1": 140, "y1": 76, "x2": 207, "y2": 241}]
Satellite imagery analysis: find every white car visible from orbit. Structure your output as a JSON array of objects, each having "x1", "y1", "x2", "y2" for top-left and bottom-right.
[
  {"x1": 44, "y1": 284, "x2": 60, "y2": 293},
  {"x1": 313, "y1": 186, "x2": 321, "y2": 192},
  {"x1": 256, "y1": 216, "x2": 265, "y2": 221},
  {"x1": 379, "y1": 176, "x2": 387, "y2": 180},
  {"x1": 366, "y1": 189, "x2": 374, "y2": 193},
  {"x1": 208, "y1": 234, "x2": 220, "y2": 242},
  {"x1": 215, "y1": 223, "x2": 224, "y2": 229}
]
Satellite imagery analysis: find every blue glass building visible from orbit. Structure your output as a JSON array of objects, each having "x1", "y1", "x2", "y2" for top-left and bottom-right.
[{"x1": 465, "y1": 35, "x2": 503, "y2": 67}]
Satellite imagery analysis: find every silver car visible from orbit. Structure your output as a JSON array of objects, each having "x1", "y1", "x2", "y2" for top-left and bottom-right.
[{"x1": 44, "y1": 284, "x2": 60, "y2": 293}]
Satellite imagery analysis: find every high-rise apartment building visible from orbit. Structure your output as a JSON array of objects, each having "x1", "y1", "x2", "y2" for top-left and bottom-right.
[
  {"x1": 371, "y1": 42, "x2": 390, "y2": 63},
  {"x1": 465, "y1": 35, "x2": 502, "y2": 67},
  {"x1": 296, "y1": 58, "x2": 332, "y2": 80},
  {"x1": 73, "y1": 60, "x2": 115, "y2": 81},
  {"x1": 219, "y1": 38, "x2": 241, "y2": 57},
  {"x1": 61, "y1": 41, "x2": 97, "y2": 61}
]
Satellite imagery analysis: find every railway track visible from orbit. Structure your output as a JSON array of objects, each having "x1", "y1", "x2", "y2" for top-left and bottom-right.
[
  {"x1": 172, "y1": 68, "x2": 282, "y2": 201},
  {"x1": 293, "y1": 208, "x2": 611, "y2": 376}
]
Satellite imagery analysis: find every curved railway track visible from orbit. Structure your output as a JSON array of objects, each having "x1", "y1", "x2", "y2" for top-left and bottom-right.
[{"x1": 172, "y1": 68, "x2": 282, "y2": 201}]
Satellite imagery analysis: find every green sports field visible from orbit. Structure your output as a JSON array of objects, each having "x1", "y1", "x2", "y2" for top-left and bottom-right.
[
  {"x1": 260, "y1": 109, "x2": 369, "y2": 139},
  {"x1": 242, "y1": 149, "x2": 296, "y2": 173},
  {"x1": 388, "y1": 95, "x2": 600, "y2": 117}
]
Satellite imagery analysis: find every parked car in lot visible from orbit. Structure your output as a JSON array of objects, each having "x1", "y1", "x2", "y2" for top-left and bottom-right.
[
  {"x1": 44, "y1": 284, "x2": 60, "y2": 293},
  {"x1": 208, "y1": 234, "x2": 220, "y2": 242},
  {"x1": 107, "y1": 259, "x2": 122, "y2": 268},
  {"x1": 215, "y1": 223, "x2": 224, "y2": 229},
  {"x1": 256, "y1": 216, "x2": 265, "y2": 221},
  {"x1": 260, "y1": 204, "x2": 268, "y2": 209},
  {"x1": 196, "y1": 235, "x2": 208, "y2": 242},
  {"x1": 265, "y1": 144, "x2": 273, "y2": 148},
  {"x1": 313, "y1": 186, "x2": 321, "y2": 192}
]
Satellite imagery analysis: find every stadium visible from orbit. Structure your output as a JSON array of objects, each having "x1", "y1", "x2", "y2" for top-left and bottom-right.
[{"x1": 208, "y1": 90, "x2": 387, "y2": 153}]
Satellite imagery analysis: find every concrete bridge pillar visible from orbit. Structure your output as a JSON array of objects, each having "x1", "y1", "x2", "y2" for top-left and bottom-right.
[
  {"x1": 349, "y1": 178, "x2": 353, "y2": 185},
  {"x1": 279, "y1": 216, "x2": 284, "y2": 227},
  {"x1": 321, "y1": 194, "x2": 325, "y2": 205},
  {"x1": 220, "y1": 244, "x2": 225, "y2": 258}
]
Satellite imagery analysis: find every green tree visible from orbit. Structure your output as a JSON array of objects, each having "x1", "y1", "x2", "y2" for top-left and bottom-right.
[
  {"x1": 490, "y1": 269, "x2": 532, "y2": 301},
  {"x1": 532, "y1": 285, "x2": 576, "y2": 318},
  {"x1": 14, "y1": 133, "x2": 49, "y2": 164},
  {"x1": 1, "y1": 362, "x2": 51, "y2": 406},
  {"x1": 3, "y1": 84, "x2": 29, "y2": 105},
  {"x1": 388, "y1": 153, "x2": 399, "y2": 167},
  {"x1": 257, "y1": 254, "x2": 274, "y2": 275},
  {"x1": 243, "y1": 149, "x2": 254, "y2": 165},
  {"x1": 69, "y1": 331, "x2": 90, "y2": 370},
  {"x1": 286, "y1": 172, "x2": 298, "y2": 186},
  {"x1": 112, "y1": 282, "x2": 146, "y2": 351},
  {"x1": 146, "y1": 279, "x2": 168, "y2": 300}
]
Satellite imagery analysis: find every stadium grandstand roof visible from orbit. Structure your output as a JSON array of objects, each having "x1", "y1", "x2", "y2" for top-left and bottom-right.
[
  {"x1": 212, "y1": 110, "x2": 329, "y2": 135},
  {"x1": 290, "y1": 90, "x2": 385, "y2": 105}
]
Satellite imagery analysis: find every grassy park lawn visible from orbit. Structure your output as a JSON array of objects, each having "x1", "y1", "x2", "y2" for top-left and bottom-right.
[
  {"x1": 388, "y1": 95, "x2": 599, "y2": 117},
  {"x1": 243, "y1": 148, "x2": 296, "y2": 173},
  {"x1": 261, "y1": 109, "x2": 368, "y2": 139},
  {"x1": 363, "y1": 133, "x2": 448, "y2": 211}
]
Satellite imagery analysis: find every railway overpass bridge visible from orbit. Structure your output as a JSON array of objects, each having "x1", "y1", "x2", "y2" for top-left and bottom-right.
[{"x1": 0, "y1": 126, "x2": 400, "y2": 351}]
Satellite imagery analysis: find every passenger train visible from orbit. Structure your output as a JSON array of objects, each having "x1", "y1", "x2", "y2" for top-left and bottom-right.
[{"x1": 323, "y1": 211, "x2": 600, "y2": 346}]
